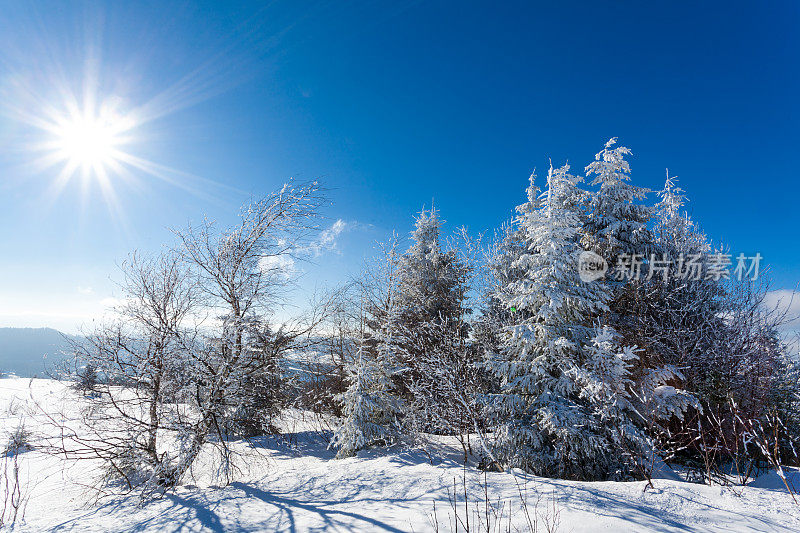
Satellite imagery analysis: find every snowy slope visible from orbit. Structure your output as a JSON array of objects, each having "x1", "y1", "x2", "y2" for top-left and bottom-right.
[{"x1": 1, "y1": 377, "x2": 798, "y2": 532}]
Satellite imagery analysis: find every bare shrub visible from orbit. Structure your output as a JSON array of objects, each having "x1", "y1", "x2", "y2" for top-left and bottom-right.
[
  {"x1": 427, "y1": 467, "x2": 561, "y2": 533},
  {"x1": 43, "y1": 181, "x2": 333, "y2": 499},
  {"x1": 1, "y1": 421, "x2": 33, "y2": 527}
]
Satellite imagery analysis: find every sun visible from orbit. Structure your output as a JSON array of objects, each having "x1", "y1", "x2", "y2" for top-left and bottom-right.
[
  {"x1": 47, "y1": 103, "x2": 132, "y2": 178},
  {"x1": 23, "y1": 93, "x2": 147, "y2": 217},
  {"x1": 54, "y1": 113, "x2": 119, "y2": 169}
]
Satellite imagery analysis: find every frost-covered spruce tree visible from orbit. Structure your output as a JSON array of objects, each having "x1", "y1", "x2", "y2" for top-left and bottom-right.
[
  {"x1": 391, "y1": 208, "x2": 472, "y2": 407},
  {"x1": 576, "y1": 326, "x2": 651, "y2": 476},
  {"x1": 389, "y1": 209, "x2": 486, "y2": 439},
  {"x1": 583, "y1": 146, "x2": 695, "y2": 439},
  {"x1": 473, "y1": 222, "x2": 524, "y2": 373},
  {"x1": 648, "y1": 174, "x2": 800, "y2": 475},
  {"x1": 582, "y1": 137, "x2": 653, "y2": 264},
  {"x1": 582, "y1": 138, "x2": 653, "y2": 345},
  {"x1": 654, "y1": 171, "x2": 711, "y2": 257},
  {"x1": 492, "y1": 173, "x2": 540, "y2": 316},
  {"x1": 225, "y1": 323, "x2": 289, "y2": 437},
  {"x1": 74, "y1": 363, "x2": 99, "y2": 395},
  {"x1": 627, "y1": 172, "x2": 710, "y2": 422},
  {"x1": 332, "y1": 236, "x2": 404, "y2": 457},
  {"x1": 331, "y1": 335, "x2": 400, "y2": 458},
  {"x1": 648, "y1": 174, "x2": 793, "y2": 468},
  {"x1": 488, "y1": 164, "x2": 617, "y2": 479},
  {"x1": 475, "y1": 174, "x2": 539, "y2": 388},
  {"x1": 395, "y1": 208, "x2": 470, "y2": 326}
]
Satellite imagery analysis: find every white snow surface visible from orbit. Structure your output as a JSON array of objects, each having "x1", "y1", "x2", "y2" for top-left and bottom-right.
[{"x1": 1, "y1": 377, "x2": 798, "y2": 532}]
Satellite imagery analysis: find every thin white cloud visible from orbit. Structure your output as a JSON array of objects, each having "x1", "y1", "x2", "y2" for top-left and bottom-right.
[
  {"x1": 255, "y1": 219, "x2": 367, "y2": 281},
  {"x1": 302, "y1": 219, "x2": 350, "y2": 257},
  {"x1": 258, "y1": 254, "x2": 296, "y2": 279}
]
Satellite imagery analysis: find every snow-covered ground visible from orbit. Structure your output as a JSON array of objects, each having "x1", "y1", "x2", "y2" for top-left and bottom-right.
[{"x1": 1, "y1": 377, "x2": 798, "y2": 532}]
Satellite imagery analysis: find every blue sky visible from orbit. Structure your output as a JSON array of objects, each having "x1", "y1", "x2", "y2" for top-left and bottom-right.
[{"x1": 1, "y1": 1, "x2": 798, "y2": 332}]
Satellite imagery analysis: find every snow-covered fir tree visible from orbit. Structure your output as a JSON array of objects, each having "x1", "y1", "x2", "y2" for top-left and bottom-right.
[
  {"x1": 654, "y1": 171, "x2": 710, "y2": 256},
  {"x1": 644, "y1": 173, "x2": 789, "y2": 459},
  {"x1": 331, "y1": 335, "x2": 401, "y2": 458},
  {"x1": 575, "y1": 326, "x2": 651, "y2": 477},
  {"x1": 391, "y1": 208, "x2": 472, "y2": 412},
  {"x1": 474, "y1": 174, "x2": 540, "y2": 365},
  {"x1": 582, "y1": 137, "x2": 653, "y2": 266},
  {"x1": 331, "y1": 237, "x2": 404, "y2": 457},
  {"x1": 629, "y1": 171, "x2": 710, "y2": 419},
  {"x1": 334, "y1": 209, "x2": 475, "y2": 450},
  {"x1": 394, "y1": 208, "x2": 471, "y2": 327},
  {"x1": 487, "y1": 164, "x2": 622, "y2": 479},
  {"x1": 226, "y1": 323, "x2": 288, "y2": 437},
  {"x1": 495, "y1": 172, "x2": 541, "y2": 308},
  {"x1": 583, "y1": 151, "x2": 697, "y2": 440}
]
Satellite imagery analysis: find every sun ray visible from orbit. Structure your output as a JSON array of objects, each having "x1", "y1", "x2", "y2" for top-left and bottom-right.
[{"x1": 116, "y1": 152, "x2": 246, "y2": 204}]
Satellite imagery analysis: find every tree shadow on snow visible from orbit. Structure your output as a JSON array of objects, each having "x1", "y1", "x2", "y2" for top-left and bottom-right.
[
  {"x1": 248, "y1": 430, "x2": 337, "y2": 461},
  {"x1": 227, "y1": 481, "x2": 409, "y2": 532},
  {"x1": 530, "y1": 476, "x2": 793, "y2": 532}
]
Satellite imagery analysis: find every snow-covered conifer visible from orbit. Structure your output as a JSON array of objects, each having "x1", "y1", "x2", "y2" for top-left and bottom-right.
[
  {"x1": 331, "y1": 335, "x2": 400, "y2": 458},
  {"x1": 590, "y1": 166, "x2": 700, "y2": 436},
  {"x1": 391, "y1": 208, "x2": 473, "y2": 419},
  {"x1": 583, "y1": 138, "x2": 653, "y2": 264},
  {"x1": 576, "y1": 326, "x2": 651, "y2": 477},
  {"x1": 631, "y1": 172, "x2": 711, "y2": 418},
  {"x1": 654, "y1": 170, "x2": 710, "y2": 257},
  {"x1": 332, "y1": 236, "x2": 405, "y2": 456},
  {"x1": 395, "y1": 208, "x2": 470, "y2": 327},
  {"x1": 475, "y1": 173, "x2": 540, "y2": 369},
  {"x1": 487, "y1": 164, "x2": 615, "y2": 479}
]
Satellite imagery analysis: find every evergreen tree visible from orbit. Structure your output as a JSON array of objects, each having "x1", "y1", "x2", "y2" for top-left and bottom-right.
[
  {"x1": 226, "y1": 324, "x2": 288, "y2": 437},
  {"x1": 627, "y1": 172, "x2": 712, "y2": 423},
  {"x1": 476, "y1": 173, "x2": 541, "y2": 379},
  {"x1": 391, "y1": 208, "x2": 472, "y2": 409},
  {"x1": 654, "y1": 171, "x2": 710, "y2": 257},
  {"x1": 582, "y1": 137, "x2": 653, "y2": 265},
  {"x1": 394, "y1": 208, "x2": 471, "y2": 326},
  {"x1": 331, "y1": 335, "x2": 400, "y2": 458},
  {"x1": 576, "y1": 326, "x2": 651, "y2": 477},
  {"x1": 332, "y1": 237, "x2": 404, "y2": 457},
  {"x1": 76, "y1": 363, "x2": 99, "y2": 395},
  {"x1": 487, "y1": 164, "x2": 617, "y2": 479},
  {"x1": 586, "y1": 154, "x2": 699, "y2": 442}
]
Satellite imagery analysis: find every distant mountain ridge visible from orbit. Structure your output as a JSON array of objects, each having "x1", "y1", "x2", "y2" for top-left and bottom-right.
[{"x1": 0, "y1": 327, "x2": 78, "y2": 378}]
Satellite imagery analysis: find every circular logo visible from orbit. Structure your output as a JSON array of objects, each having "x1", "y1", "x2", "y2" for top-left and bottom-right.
[{"x1": 578, "y1": 250, "x2": 608, "y2": 282}]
